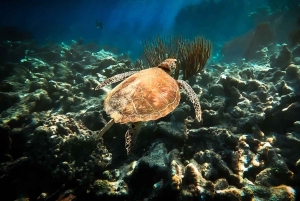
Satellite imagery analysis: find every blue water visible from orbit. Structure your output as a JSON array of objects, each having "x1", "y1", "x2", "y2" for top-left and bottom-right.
[
  {"x1": 1, "y1": 0, "x2": 268, "y2": 59},
  {"x1": 1, "y1": 1, "x2": 300, "y2": 200}
]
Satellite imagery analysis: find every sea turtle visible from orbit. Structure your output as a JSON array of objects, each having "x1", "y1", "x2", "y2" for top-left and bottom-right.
[{"x1": 95, "y1": 58, "x2": 202, "y2": 154}]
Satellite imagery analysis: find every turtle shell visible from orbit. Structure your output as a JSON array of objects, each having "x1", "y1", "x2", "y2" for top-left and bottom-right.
[{"x1": 104, "y1": 67, "x2": 180, "y2": 124}]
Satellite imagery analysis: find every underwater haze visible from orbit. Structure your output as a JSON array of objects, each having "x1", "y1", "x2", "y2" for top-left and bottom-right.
[
  {"x1": 2, "y1": 0, "x2": 265, "y2": 58},
  {"x1": 1, "y1": 0, "x2": 300, "y2": 201},
  {"x1": 1, "y1": 0, "x2": 200, "y2": 57}
]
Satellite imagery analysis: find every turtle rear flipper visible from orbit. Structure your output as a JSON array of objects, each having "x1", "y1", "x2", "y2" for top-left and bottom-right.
[
  {"x1": 125, "y1": 122, "x2": 142, "y2": 154},
  {"x1": 177, "y1": 80, "x2": 202, "y2": 122},
  {"x1": 96, "y1": 119, "x2": 115, "y2": 140}
]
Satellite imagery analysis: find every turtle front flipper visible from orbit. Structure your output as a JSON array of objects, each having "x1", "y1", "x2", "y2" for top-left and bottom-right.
[
  {"x1": 177, "y1": 80, "x2": 202, "y2": 122},
  {"x1": 125, "y1": 122, "x2": 143, "y2": 154},
  {"x1": 95, "y1": 71, "x2": 138, "y2": 90}
]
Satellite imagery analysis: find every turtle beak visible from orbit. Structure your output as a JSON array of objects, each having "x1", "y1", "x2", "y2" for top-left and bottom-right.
[
  {"x1": 170, "y1": 59, "x2": 177, "y2": 72},
  {"x1": 158, "y1": 59, "x2": 177, "y2": 74}
]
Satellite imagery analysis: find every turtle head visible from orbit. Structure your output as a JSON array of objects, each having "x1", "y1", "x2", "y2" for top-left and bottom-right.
[{"x1": 158, "y1": 59, "x2": 177, "y2": 74}]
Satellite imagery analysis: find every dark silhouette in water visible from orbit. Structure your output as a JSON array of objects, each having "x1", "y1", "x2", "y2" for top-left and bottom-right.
[
  {"x1": 76, "y1": 37, "x2": 83, "y2": 45},
  {"x1": 96, "y1": 20, "x2": 103, "y2": 29},
  {"x1": 288, "y1": 17, "x2": 300, "y2": 46},
  {"x1": 0, "y1": 26, "x2": 33, "y2": 41}
]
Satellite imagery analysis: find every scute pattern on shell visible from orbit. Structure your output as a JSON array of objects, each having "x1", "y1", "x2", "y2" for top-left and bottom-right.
[{"x1": 104, "y1": 67, "x2": 180, "y2": 124}]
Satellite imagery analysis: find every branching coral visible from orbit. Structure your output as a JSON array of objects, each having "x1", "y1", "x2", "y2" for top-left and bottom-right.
[
  {"x1": 143, "y1": 35, "x2": 211, "y2": 80},
  {"x1": 143, "y1": 35, "x2": 181, "y2": 67},
  {"x1": 178, "y1": 37, "x2": 212, "y2": 80}
]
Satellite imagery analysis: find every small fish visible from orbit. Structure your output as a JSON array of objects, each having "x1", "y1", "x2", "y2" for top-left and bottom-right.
[{"x1": 96, "y1": 20, "x2": 103, "y2": 29}]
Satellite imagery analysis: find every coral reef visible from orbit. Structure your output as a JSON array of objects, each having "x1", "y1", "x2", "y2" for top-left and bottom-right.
[
  {"x1": 244, "y1": 23, "x2": 274, "y2": 61},
  {"x1": 1, "y1": 8, "x2": 300, "y2": 200}
]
